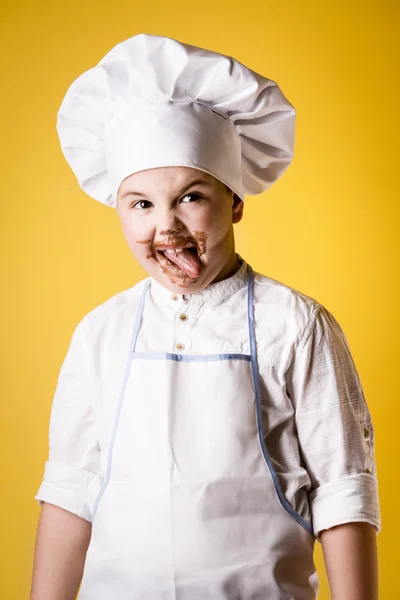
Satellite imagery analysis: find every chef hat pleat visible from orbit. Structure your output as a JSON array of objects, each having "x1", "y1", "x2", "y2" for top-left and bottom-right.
[{"x1": 57, "y1": 33, "x2": 296, "y2": 208}]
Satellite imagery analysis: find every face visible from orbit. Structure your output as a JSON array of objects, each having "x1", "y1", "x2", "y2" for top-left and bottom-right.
[{"x1": 116, "y1": 166, "x2": 244, "y2": 294}]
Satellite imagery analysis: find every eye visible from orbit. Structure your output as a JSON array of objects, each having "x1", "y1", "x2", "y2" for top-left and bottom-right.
[
  {"x1": 132, "y1": 200, "x2": 153, "y2": 210},
  {"x1": 180, "y1": 193, "x2": 203, "y2": 203}
]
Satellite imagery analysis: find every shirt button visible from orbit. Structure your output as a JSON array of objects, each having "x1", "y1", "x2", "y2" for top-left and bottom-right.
[
  {"x1": 171, "y1": 294, "x2": 179, "y2": 301},
  {"x1": 179, "y1": 313, "x2": 188, "y2": 321},
  {"x1": 176, "y1": 343, "x2": 185, "y2": 351}
]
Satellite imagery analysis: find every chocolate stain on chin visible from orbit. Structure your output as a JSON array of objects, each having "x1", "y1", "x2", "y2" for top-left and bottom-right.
[
  {"x1": 158, "y1": 254, "x2": 198, "y2": 287},
  {"x1": 144, "y1": 231, "x2": 208, "y2": 288}
]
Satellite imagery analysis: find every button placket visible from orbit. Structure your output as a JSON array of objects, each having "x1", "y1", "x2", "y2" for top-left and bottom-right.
[{"x1": 174, "y1": 302, "x2": 198, "y2": 354}]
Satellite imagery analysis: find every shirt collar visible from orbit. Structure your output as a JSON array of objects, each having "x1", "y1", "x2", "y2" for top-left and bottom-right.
[{"x1": 149, "y1": 254, "x2": 249, "y2": 306}]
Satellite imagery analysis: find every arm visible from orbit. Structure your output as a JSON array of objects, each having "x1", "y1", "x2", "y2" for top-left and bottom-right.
[
  {"x1": 33, "y1": 318, "x2": 102, "y2": 597},
  {"x1": 321, "y1": 522, "x2": 378, "y2": 600},
  {"x1": 30, "y1": 502, "x2": 91, "y2": 600},
  {"x1": 285, "y1": 304, "x2": 381, "y2": 589}
]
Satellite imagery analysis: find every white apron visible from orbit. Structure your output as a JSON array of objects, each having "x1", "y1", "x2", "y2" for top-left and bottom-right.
[{"x1": 79, "y1": 266, "x2": 318, "y2": 599}]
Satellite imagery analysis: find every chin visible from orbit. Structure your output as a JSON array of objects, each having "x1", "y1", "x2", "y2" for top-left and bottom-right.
[
  {"x1": 158, "y1": 271, "x2": 206, "y2": 294},
  {"x1": 141, "y1": 250, "x2": 228, "y2": 293},
  {"x1": 154, "y1": 261, "x2": 221, "y2": 294}
]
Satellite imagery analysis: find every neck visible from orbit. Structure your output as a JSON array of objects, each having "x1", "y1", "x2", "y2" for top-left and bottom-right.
[{"x1": 211, "y1": 252, "x2": 242, "y2": 284}]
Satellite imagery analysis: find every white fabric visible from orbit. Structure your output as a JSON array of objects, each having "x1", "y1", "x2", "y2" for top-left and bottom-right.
[
  {"x1": 73, "y1": 268, "x2": 318, "y2": 598},
  {"x1": 35, "y1": 257, "x2": 381, "y2": 543},
  {"x1": 56, "y1": 33, "x2": 296, "y2": 207}
]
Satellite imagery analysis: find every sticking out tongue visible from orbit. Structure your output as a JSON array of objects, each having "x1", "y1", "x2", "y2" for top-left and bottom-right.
[{"x1": 163, "y1": 248, "x2": 202, "y2": 278}]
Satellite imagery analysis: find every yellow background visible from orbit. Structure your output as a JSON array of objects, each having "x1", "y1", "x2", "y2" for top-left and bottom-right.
[{"x1": 1, "y1": 0, "x2": 398, "y2": 597}]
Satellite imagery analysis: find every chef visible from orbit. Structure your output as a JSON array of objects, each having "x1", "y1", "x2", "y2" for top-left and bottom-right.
[{"x1": 31, "y1": 33, "x2": 380, "y2": 600}]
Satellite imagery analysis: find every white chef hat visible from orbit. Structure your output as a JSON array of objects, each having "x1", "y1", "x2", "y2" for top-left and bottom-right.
[{"x1": 57, "y1": 33, "x2": 295, "y2": 208}]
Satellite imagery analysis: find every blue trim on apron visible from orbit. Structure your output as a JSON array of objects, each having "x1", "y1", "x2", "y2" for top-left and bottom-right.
[
  {"x1": 247, "y1": 268, "x2": 314, "y2": 536},
  {"x1": 92, "y1": 279, "x2": 150, "y2": 519},
  {"x1": 93, "y1": 269, "x2": 314, "y2": 537},
  {"x1": 131, "y1": 353, "x2": 251, "y2": 362}
]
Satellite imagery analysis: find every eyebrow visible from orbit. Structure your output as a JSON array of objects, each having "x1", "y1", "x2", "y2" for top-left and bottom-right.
[{"x1": 120, "y1": 178, "x2": 213, "y2": 199}]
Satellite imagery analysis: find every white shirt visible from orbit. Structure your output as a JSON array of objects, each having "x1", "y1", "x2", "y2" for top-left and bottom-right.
[{"x1": 35, "y1": 256, "x2": 381, "y2": 538}]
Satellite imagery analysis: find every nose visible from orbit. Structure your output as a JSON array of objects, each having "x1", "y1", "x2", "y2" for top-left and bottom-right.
[{"x1": 158, "y1": 209, "x2": 184, "y2": 236}]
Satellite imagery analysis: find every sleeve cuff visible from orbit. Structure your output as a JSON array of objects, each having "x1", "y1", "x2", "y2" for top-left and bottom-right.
[
  {"x1": 34, "y1": 461, "x2": 103, "y2": 522},
  {"x1": 310, "y1": 472, "x2": 381, "y2": 540}
]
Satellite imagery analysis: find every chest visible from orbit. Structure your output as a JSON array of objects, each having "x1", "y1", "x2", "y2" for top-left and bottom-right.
[{"x1": 89, "y1": 293, "x2": 296, "y2": 455}]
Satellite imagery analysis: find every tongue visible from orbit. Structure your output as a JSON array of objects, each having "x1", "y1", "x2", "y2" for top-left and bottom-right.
[{"x1": 164, "y1": 249, "x2": 202, "y2": 278}]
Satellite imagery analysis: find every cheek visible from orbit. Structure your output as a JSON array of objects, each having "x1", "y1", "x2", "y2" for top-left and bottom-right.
[
  {"x1": 119, "y1": 215, "x2": 152, "y2": 257},
  {"x1": 199, "y1": 208, "x2": 232, "y2": 244}
]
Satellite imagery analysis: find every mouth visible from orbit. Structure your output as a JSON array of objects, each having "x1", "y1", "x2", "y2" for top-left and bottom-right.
[
  {"x1": 145, "y1": 232, "x2": 208, "y2": 285},
  {"x1": 155, "y1": 246, "x2": 202, "y2": 280}
]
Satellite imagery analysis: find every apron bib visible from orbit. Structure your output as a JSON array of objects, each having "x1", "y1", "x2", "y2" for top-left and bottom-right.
[{"x1": 79, "y1": 267, "x2": 318, "y2": 599}]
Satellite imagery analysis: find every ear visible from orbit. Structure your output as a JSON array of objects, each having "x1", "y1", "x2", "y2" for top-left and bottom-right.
[{"x1": 232, "y1": 194, "x2": 244, "y2": 224}]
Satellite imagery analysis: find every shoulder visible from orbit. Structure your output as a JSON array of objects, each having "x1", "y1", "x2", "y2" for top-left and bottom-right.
[
  {"x1": 72, "y1": 277, "x2": 150, "y2": 344},
  {"x1": 252, "y1": 269, "x2": 325, "y2": 351}
]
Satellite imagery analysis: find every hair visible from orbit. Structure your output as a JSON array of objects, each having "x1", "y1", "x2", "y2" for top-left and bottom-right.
[{"x1": 225, "y1": 184, "x2": 242, "y2": 204}]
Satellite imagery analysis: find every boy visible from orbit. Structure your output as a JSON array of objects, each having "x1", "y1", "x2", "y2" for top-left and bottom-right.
[{"x1": 31, "y1": 34, "x2": 380, "y2": 599}]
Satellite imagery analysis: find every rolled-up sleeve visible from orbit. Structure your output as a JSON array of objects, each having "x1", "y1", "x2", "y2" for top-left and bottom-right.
[
  {"x1": 286, "y1": 303, "x2": 381, "y2": 539},
  {"x1": 35, "y1": 317, "x2": 102, "y2": 522}
]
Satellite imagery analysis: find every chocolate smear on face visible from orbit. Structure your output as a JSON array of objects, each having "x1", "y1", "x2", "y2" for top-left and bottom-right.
[
  {"x1": 146, "y1": 232, "x2": 207, "y2": 285},
  {"x1": 156, "y1": 251, "x2": 198, "y2": 287},
  {"x1": 193, "y1": 231, "x2": 208, "y2": 257}
]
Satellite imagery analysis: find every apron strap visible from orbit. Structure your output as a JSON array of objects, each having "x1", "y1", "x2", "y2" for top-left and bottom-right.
[
  {"x1": 247, "y1": 266, "x2": 258, "y2": 367},
  {"x1": 247, "y1": 265, "x2": 315, "y2": 536},
  {"x1": 132, "y1": 279, "x2": 151, "y2": 353}
]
